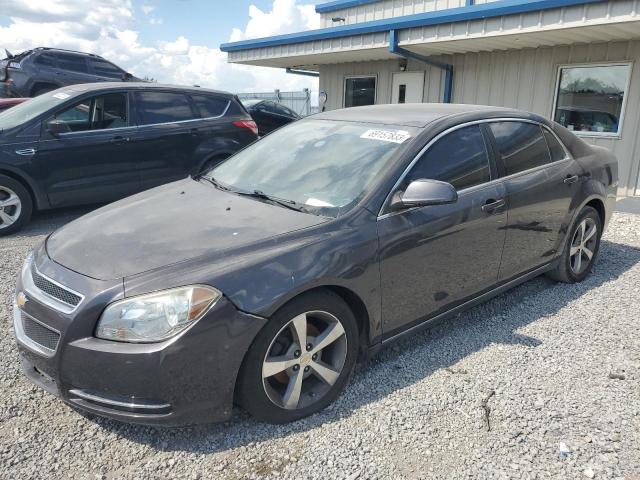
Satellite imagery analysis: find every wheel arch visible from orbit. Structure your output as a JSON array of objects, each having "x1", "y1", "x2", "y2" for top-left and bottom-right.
[
  {"x1": 0, "y1": 167, "x2": 47, "y2": 210},
  {"x1": 30, "y1": 82, "x2": 60, "y2": 97}
]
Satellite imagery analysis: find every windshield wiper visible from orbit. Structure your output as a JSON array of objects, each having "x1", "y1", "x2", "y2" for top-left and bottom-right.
[
  {"x1": 237, "y1": 190, "x2": 308, "y2": 213},
  {"x1": 199, "y1": 176, "x2": 230, "y2": 191}
]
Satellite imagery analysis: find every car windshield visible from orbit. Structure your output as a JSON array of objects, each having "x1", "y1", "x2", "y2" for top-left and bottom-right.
[
  {"x1": 0, "y1": 90, "x2": 76, "y2": 131},
  {"x1": 209, "y1": 119, "x2": 417, "y2": 217}
]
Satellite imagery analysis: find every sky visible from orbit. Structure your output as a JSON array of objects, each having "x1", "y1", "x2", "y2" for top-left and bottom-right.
[{"x1": 0, "y1": 0, "x2": 321, "y2": 96}]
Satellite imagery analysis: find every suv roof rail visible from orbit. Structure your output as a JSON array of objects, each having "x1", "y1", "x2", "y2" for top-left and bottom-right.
[{"x1": 34, "y1": 47, "x2": 103, "y2": 58}]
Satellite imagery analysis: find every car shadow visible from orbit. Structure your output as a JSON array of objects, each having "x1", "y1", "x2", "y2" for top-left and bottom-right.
[
  {"x1": 79, "y1": 239, "x2": 640, "y2": 454},
  {"x1": 9, "y1": 206, "x2": 96, "y2": 239}
]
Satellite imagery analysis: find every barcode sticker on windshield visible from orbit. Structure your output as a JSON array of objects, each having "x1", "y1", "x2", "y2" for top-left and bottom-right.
[
  {"x1": 53, "y1": 92, "x2": 71, "y2": 100},
  {"x1": 360, "y1": 129, "x2": 411, "y2": 144}
]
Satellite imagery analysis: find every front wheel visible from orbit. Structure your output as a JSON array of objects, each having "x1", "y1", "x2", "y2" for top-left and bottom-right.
[
  {"x1": 237, "y1": 290, "x2": 359, "y2": 423},
  {"x1": 0, "y1": 175, "x2": 33, "y2": 236},
  {"x1": 547, "y1": 206, "x2": 602, "y2": 283}
]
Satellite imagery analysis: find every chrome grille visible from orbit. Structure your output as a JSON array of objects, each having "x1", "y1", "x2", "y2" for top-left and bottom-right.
[
  {"x1": 21, "y1": 313, "x2": 60, "y2": 352},
  {"x1": 31, "y1": 266, "x2": 81, "y2": 307}
]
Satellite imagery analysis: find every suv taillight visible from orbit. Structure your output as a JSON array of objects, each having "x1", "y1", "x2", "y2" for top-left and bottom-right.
[{"x1": 233, "y1": 120, "x2": 258, "y2": 137}]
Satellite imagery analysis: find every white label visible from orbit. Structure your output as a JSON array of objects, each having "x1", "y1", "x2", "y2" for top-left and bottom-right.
[
  {"x1": 53, "y1": 92, "x2": 71, "y2": 100},
  {"x1": 360, "y1": 129, "x2": 411, "y2": 144}
]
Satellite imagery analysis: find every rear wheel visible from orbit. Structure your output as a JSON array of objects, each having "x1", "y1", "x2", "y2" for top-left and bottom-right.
[
  {"x1": 547, "y1": 206, "x2": 601, "y2": 283},
  {"x1": 237, "y1": 290, "x2": 358, "y2": 423},
  {"x1": 0, "y1": 175, "x2": 32, "y2": 236}
]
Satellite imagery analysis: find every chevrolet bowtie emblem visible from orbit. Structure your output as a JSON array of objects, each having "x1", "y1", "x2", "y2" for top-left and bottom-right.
[{"x1": 16, "y1": 291, "x2": 28, "y2": 308}]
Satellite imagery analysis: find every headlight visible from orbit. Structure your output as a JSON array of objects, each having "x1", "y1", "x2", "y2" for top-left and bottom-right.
[
  {"x1": 96, "y1": 285, "x2": 221, "y2": 343},
  {"x1": 22, "y1": 250, "x2": 34, "y2": 275}
]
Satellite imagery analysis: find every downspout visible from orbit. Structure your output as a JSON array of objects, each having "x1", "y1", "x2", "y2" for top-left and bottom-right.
[
  {"x1": 285, "y1": 67, "x2": 320, "y2": 78},
  {"x1": 388, "y1": 29, "x2": 454, "y2": 103}
]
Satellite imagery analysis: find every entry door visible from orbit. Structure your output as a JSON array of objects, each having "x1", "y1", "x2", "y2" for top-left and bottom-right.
[
  {"x1": 378, "y1": 124, "x2": 508, "y2": 337},
  {"x1": 391, "y1": 72, "x2": 425, "y2": 104}
]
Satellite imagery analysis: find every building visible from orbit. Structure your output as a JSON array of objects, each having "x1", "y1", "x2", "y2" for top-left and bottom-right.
[{"x1": 221, "y1": 0, "x2": 640, "y2": 196}]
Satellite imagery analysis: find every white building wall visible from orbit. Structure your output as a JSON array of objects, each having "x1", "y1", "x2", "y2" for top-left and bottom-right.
[
  {"x1": 319, "y1": 40, "x2": 640, "y2": 195},
  {"x1": 319, "y1": 0, "x2": 502, "y2": 28}
]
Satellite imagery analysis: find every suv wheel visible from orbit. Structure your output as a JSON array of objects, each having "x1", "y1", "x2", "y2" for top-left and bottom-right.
[
  {"x1": 32, "y1": 85, "x2": 57, "y2": 97},
  {"x1": 0, "y1": 175, "x2": 33, "y2": 236},
  {"x1": 237, "y1": 290, "x2": 358, "y2": 423}
]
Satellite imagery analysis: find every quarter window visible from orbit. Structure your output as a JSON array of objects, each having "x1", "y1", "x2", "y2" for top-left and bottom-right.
[
  {"x1": 553, "y1": 64, "x2": 631, "y2": 136},
  {"x1": 135, "y1": 91, "x2": 194, "y2": 125},
  {"x1": 344, "y1": 76, "x2": 376, "y2": 108},
  {"x1": 406, "y1": 125, "x2": 491, "y2": 191},
  {"x1": 192, "y1": 95, "x2": 229, "y2": 118},
  {"x1": 34, "y1": 53, "x2": 57, "y2": 67},
  {"x1": 89, "y1": 58, "x2": 123, "y2": 79},
  {"x1": 489, "y1": 122, "x2": 551, "y2": 176}
]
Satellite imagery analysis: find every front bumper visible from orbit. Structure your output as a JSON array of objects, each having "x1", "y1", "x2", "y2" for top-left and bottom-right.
[{"x1": 14, "y1": 246, "x2": 267, "y2": 426}]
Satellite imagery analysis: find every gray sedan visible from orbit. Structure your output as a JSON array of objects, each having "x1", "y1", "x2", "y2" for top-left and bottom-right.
[{"x1": 13, "y1": 104, "x2": 617, "y2": 426}]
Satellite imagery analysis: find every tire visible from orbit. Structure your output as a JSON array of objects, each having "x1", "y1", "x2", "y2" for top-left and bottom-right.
[
  {"x1": 0, "y1": 174, "x2": 33, "y2": 236},
  {"x1": 237, "y1": 290, "x2": 359, "y2": 423},
  {"x1": 546, "y1": 206, "x2": 602, "y2": 283}
]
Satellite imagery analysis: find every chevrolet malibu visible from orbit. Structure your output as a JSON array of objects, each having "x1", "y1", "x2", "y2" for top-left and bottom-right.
[{"x1": 14, "y1": 104, "x2": 617, "y2": 426}]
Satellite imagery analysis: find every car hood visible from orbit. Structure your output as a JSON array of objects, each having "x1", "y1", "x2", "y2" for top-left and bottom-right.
[{"x1": 47, "y1": 178, "x2": 328, "y2": 280}]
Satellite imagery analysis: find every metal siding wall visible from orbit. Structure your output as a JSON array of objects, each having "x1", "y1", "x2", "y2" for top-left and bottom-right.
[
  {"x1": 320, "y1": 0, "x2": 468, "y2": 28},
  {"x1": 318, "y1": 40, "x2": 640, "y2": 195}
]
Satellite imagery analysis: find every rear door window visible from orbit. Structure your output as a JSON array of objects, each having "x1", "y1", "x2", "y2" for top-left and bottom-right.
[
  {"x1": 191, "y1": 95, "x2": 229, "y2": 118},
  {"x1": 542, "y1": 129, "x2": 567, "y2": 162},
  {"x1": 407, "y1": 125, "x2": 491, "y2": 191},
  {"x1": 135, "y1": 91, "x2": 195, "y2": 125},
  {"x1": 56, "y1": 53, "x2": 89, "y2": 73},
  {"x1": 489, "y1": 122, "x2": 551, "y2": 176},
  {"x1": 34, "y1": 53, "x2": 57, "y2": 67}
]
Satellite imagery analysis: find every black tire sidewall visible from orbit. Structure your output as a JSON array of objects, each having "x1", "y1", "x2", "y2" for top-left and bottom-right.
[
  {"x1": 563, "y1": 206, "x2": 602, "y2": 283},
  {"x1": 238, "y1": 290, "x2": 359, "y2": 424},
  {"x1": 0, "y1": 174, "x2": 33, "y2": 236}
]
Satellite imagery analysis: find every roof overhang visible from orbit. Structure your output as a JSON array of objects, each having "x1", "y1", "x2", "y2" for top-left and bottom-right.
[{"x1": 222, "y1": 0, "x2": 640, "y2": 70}]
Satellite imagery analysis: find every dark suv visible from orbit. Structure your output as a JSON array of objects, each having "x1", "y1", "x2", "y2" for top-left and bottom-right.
[
  {"x1": 1, "y1": 48, "x2": 141, "y2": 98},
  {"x1": 0, "y1": 83, "x2": 259, "y2": 235}
]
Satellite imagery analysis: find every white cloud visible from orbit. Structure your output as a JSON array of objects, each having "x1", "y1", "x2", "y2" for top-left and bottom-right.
[{"x1": 0, "y1": 0, "x2": 319, "y2": 98}]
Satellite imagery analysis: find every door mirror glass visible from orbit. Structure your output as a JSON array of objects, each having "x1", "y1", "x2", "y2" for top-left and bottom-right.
[
  {"x1": 46, "y1": 119, "x2": 71, "y2": 137},
  {"x1": 392, "y1": 179, "x2": 458, "y2": 210}
]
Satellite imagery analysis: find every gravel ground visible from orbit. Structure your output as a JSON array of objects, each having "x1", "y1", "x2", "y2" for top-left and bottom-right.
[{"x1": 1, "y1": 208, "x2": 639, "y2": 480}]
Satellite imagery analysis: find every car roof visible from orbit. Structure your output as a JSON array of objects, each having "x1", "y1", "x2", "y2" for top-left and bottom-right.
[
  {"x1": 312, "y1": 103, "x2": 536, "y2": 128},
  {"x1": 51, "y1": 82, "x2": 235, "y2": 98}
]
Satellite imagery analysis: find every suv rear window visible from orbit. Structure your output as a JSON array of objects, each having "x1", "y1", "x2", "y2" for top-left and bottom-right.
[
  {"x1": 135, "y1": 91, "x2": 195, "y2": 125},
  {"x1": 34, "y1": 53, "x2": 57, "y2": 67},
  {"x1": 192, "y1": 95, "x2": 229, "y2": 118},
  {"x1": 56, "y1": 53, "x2": 89, "y2": 73},
  {"x1": 89, "y1": 58, "x2": 123, "y2": 79}
]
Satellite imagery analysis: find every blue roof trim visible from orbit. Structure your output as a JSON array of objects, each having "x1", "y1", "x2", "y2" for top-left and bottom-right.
[
  {"x1": 315, "y1": 0, "x2": 382, "y2": 14},
  {"x1": 220, "y1": 0, "x2": 604, "y2": 53}
]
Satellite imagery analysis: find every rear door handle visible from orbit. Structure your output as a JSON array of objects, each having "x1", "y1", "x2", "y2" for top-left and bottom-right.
[
  {"x1": 110, "y1": 136, "x2": 129, "y2": 144},
  {"x1": 482, "y1": 199, "x2": 506, "y2": 214},
  {"x1": 564, "y1": 175, "x2": 579, "y2": 185},
  {"x1": 190, "y1": 128, "x2": 199, "y2": 136}
]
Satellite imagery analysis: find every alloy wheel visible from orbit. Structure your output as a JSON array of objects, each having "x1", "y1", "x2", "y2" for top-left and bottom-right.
[
  {"x1": 0, "y1": 186, "x2": 22, "y2": 230},
  {"x1": 569, "y1": 217, "x2": 598, "y2": 275},
  {"x1": 262, "y1": 310, "x2": 347, "y2": 410}
]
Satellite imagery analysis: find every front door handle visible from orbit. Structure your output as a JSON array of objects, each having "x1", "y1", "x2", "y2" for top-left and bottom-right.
[
  {"x1": 110, "y1": 136, "x2": 130, "y2": 144},
  {"x1": 564, "y1": 175, "x2": 579, "y2": 185},
  {"x1": 190, "y1": 128, "x2": 199, "y2": 136},
  {"x1": 482, "y1": 198, "x2": 506, "y2": 214}
]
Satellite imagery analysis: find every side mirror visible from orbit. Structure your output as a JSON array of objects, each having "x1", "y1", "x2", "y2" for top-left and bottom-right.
[
  {"x1": 391, "y1": 179, "x2": 458, "y2": 211},
  {"x1": 46, "y1": 119, "x2": 70, "y2": 137},
  {"x1": 122, "y1": 72, "x2": 133, "y2": 81}
]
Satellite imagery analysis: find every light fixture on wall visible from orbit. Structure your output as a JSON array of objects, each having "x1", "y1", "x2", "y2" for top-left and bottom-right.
[
  {"x1": 399, "y1": 59, "x2": 408, "y2": 72},
  {"x1": 332, "y1": 17, "x2": 346, "y2": 23}
]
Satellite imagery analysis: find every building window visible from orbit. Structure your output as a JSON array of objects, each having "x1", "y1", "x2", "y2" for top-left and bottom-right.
[
  {"x1": 344, "y1": 76, "x2": 376, "y2": 108},
  {"x1": 553, "y1": 63, "x2": 632, "y2": 137}
]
